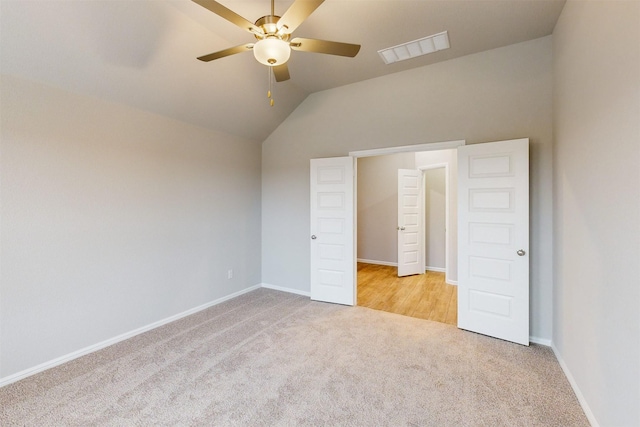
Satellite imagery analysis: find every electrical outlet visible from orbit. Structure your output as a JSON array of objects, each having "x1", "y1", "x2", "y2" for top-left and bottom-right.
[{"x1": 227, "y1": 269, "x2": 233, "y2": 279}]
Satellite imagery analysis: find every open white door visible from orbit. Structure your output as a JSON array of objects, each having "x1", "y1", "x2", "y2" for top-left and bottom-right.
[
  {"x1": 457, "y1": 139, "x2": 529, "y2": 345},
  {"x1": 397, "y1": 169, "x2": 424, "y2": 277},
  {"x1": 310, "y1": 157, "x2": 355, "y2": 305}
]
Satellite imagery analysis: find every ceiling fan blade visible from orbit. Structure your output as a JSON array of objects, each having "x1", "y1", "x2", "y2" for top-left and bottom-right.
[
  {"x1": 273, "y1": 64, "x2": 290, "y2": 82},
  {"x1": 192, "y1": 0, "x2": 263, "y2": 35},
  {"x1": 197, "y1": 43, "x2": 254, "y2": 62},
  {"x1": 277, "y1": 0, "x2": 324, "y2": 33},
  {"x1": 290, "y1": 38, "x2": 361, "y2": 57}
]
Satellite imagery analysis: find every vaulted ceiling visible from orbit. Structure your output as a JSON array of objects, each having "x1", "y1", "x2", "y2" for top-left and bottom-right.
[{"x1": 0, "y1": 0, "x2": 566, "y2": 141}]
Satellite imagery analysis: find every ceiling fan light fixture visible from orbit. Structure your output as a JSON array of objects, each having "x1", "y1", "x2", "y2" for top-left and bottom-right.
[{"x1": 253, "y1": 37, "x2": 291, "y2": 66}]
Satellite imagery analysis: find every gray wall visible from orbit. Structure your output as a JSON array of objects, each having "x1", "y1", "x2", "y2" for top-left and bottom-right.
[
  {"x1": 552, "y1": 1, "x2": 640, "y2": 425},
  {"x1": 357, "y1": 152, "x2": 415, "y2": 264},
  {"x1": 0, "y1": 75, "x2": 262, "y2": 378},
  {"x1": 262, "y1": 36, "x2": 553, "y2": 341}
]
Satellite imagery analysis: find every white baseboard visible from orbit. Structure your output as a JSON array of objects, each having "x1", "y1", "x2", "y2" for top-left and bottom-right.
[
  {"x1": 261, "y1": 283, "x2": 311, "y2": 297},
  {"x1": 529, "y1": 336, "x2": 552, "y2": 346},
  {"x1": 551, "y1": 344, "x2": 599, "y2": 427},
  {"x1": 0, "y1": 284, "x2": 262, "y2": 388},
  {"x1": 357, "y1": 258, "x2": 397, "y2": 267},
  {"x1": 357, "y1": 261, "x2": 457, "y2": 286}
]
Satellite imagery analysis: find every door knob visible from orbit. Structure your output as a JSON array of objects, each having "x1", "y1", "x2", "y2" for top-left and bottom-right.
[
  {"x1": 311, "y1": 235, "x2": 317, "y2": 240},
  {"x1": 397, "y1": 226, "x2": 405, "y2": 231},
  {"x1": 517, "y1": 249, "x2": 526, "y2": 256}
]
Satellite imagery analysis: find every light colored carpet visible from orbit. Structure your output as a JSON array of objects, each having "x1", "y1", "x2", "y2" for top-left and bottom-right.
[{"x1": 1, "y1": 288, "x2": 588, "y2": 426}]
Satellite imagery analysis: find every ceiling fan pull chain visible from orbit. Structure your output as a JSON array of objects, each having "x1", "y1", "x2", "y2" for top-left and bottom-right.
[{"x1": 267, "y1": 66, "x2": 274, "y2": 107}]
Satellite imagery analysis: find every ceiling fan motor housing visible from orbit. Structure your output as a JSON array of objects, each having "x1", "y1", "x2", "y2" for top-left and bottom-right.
[
  {"x1": 253, "y1": 15, "x2": 291, "y2": 66},
  {"x1": 254, "y1": 15, "x2": 290, "y2": 41}
]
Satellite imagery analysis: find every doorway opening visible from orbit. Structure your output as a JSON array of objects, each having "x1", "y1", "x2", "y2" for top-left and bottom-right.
[
  {"x1": 310, "y1": 138, "x2": 530, "y2": 345},
  {"x1": 353, "y1": 142, "x2": 461, "y2": 325}
]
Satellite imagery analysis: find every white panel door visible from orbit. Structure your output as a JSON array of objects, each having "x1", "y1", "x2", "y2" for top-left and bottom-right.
[
  {"x1": 397, "y1": 169, "x2": 424, "y2": 277},
  {"x1": 457, "y1": 139, "x2": 529, "y2": 345},
  {"x1": 310, "y1": 157, "x2": 355, "y2": 305}
]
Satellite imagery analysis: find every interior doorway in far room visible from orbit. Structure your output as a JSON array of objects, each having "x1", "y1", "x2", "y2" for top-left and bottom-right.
[
  {"x1": 356, "y1": 149, "x2": 458, "y2": 325},
  {"x1": 423, "y1": 166, "x2": 446, "y2": 274}
]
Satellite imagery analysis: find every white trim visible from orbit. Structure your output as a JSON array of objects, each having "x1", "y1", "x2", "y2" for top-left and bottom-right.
[
  {"x1": 529, "y1": 336, "x2": 552, "y2": 346},
  {"x1": 349, "y1": 140, "x2": 465, "y2": 158},
  {"x1": 357, "y1": 258, "x2": 398, "y2": 267},
  {"x1": 552, "y1": 344, "x2": 600, "y2": 427},
  {"x1": 446, "y1": 279, "x2": 458, "y2": 286},
  {"x1": 261, "y1": 283, "x2": 311, "y2": 297},
  {"x1": 0, "y1": 284, "x2": 261, "y2": 388},
  {"x1": 353, "y1": 159, "x2": 358, "y2": 305},
  {"x1": 358, "y1": 261, "x2": 452, "y2": 278}
]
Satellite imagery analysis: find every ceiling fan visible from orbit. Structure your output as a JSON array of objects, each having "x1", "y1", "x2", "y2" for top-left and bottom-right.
[{"x1": 192, "y1": 0, "x2": 361, "y2": 83}]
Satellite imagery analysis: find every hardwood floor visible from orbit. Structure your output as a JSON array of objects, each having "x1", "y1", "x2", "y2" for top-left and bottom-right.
[{"x1": 357, "y1": 263, "x2": 457, "y2": 326}]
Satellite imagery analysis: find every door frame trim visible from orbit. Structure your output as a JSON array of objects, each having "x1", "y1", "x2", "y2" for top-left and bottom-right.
[{"x1": 350, "y1": 140, "x2": 465, "y2": 158}]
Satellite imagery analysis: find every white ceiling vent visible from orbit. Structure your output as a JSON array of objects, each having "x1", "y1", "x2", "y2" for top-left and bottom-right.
[{"x1": 378, "y1": 31, "x2": 450, "y2": 65}]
